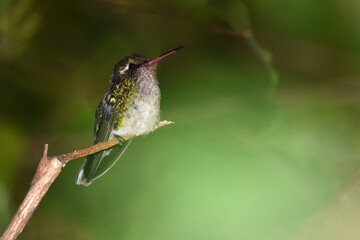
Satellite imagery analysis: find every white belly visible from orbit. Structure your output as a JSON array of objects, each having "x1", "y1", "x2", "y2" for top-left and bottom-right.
[{"x1": 112, "y1": 95, "x2": 160, "y2": 137}]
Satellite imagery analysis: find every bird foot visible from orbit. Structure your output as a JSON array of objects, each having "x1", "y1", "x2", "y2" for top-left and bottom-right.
[{"x1": 113, "y1": 135, "x2": 127, "y2": 145}]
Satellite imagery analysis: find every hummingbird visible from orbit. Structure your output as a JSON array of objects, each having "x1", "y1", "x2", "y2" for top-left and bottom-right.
[{"x1": 76, "y1": 46, "x2": 183, "y2": 186}]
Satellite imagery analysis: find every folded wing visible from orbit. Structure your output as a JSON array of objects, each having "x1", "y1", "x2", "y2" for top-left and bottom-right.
[{"x1": 76, "y1": 103, "x2": 131, "y2": 186}]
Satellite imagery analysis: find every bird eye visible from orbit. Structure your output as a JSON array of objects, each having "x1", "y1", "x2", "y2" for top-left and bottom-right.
[{"x1": 129, "y1": 63, "x2": 136, "y2": 69}]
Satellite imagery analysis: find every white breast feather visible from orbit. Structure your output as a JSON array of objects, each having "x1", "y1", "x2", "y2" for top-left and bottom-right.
[{"x1": 112, "y1": 74, "x2": 160, "y2": 137}]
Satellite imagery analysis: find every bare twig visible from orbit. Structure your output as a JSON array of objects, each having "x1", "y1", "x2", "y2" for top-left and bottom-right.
[
  {"x1": 1, "y1": 120, "x2": 173, "y2": 240},
  {"x1": 100, "y1": 0, "x2": 251, "y2": 38}
]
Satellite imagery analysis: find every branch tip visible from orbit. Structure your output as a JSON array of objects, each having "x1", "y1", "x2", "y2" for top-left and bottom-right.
[
  {"x1": 155, "y1": 120, "x2": 175, "y2": 129},
  {"x1": 42, "y1": 144, "x2": 49, "y2": 159}
]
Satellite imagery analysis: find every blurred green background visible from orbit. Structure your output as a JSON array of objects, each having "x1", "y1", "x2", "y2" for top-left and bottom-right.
[{"x1": 1, "y1": 0, "x2": 360, "y2": 239}]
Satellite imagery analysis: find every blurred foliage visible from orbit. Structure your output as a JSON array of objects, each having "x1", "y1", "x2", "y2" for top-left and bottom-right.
[{"x1": 1, "y1": 0, "x2": 360, "y2": 239}]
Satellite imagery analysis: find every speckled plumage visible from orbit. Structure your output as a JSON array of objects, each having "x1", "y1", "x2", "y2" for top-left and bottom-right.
[
  {"x1": 76, "y1": 54, "x2": 160, "y2": 186},
  {"x1": 76, "y1": 47, "x2": 183, "y2": 186}
]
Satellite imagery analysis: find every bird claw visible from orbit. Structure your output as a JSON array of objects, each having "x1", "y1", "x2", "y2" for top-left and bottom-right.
[{"x1": 113, "y1": 135, "x2": 126, "y2": 145}]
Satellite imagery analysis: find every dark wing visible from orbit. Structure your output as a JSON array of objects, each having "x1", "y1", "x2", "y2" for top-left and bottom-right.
[{"x1": 76, "y1": 100, "x2": 131, "y2": 186}]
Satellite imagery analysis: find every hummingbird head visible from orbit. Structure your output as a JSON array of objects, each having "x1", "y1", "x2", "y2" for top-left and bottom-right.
[
  {"x1": 112, "y1": 54, "x2": 150, "y2": 78},
  {"x1": 111, "y1": 46, "x2": 184, "y2": 82}
]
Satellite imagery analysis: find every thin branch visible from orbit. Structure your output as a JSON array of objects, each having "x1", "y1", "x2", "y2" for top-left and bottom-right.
[
  {"x1": 1, "y1": 120, "x2": 173, "y2": 240},
  {"x1": 100, "y1": 0, "x2": 251, "y2": 38},
  {"x1": 58, "y1": 137, "x2": 121, "y2": 164}
]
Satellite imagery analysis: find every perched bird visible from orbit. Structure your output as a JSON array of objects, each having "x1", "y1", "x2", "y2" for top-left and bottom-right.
[{"x1": 76, "y1": 46, "x2": 183, "y2": 186}]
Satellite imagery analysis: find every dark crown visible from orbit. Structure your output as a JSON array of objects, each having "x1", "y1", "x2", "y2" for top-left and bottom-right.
[{"x1": 113, "y1": 54, "x2": 149, "y2": 75}]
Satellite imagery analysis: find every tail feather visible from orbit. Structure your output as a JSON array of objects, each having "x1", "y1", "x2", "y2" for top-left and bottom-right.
[{"x1": 76, "y1": 140, "x2": 132, "y2": 186}]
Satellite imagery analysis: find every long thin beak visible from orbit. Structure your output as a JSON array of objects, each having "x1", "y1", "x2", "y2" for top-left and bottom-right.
[{"x1": 146, "y1": 46, "x2": 184, "y2": 66}]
